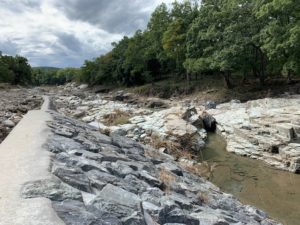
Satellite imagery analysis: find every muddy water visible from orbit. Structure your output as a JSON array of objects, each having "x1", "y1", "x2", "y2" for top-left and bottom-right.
[{"x1": 201, "y1": 133, "x2": 300, "y2": 225}]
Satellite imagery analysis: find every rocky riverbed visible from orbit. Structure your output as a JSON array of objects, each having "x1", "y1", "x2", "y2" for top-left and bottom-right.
[
  {"x1": 0, "y1": 86, "x2": 42, "y2": 143},
  {"x1": 21, "y1": 109, "x2": 279, "y2": 225},
  {"x1": 52, "y1": 84, "x2": 300, "y2": 174},
  {"x1": 1, "y1": 84, "x2": 299, "y2": 224}
]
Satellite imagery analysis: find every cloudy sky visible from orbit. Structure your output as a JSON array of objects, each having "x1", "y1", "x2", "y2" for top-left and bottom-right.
[{"x1": 0, "y1": 0, "x2": 175, "y2": 68}]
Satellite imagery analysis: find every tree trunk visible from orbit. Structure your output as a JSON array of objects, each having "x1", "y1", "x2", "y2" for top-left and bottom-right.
[
  {"x1": 242, "y1": 71, "x2": 247, "y2": 84},
  {"x1": 287, "y1": 70, "x2": 293, "y2": 84},
  {"x1": 259, "y1": 58, "x2": 265, "y2": 86},
  {"x1": 258, "y1": 48, "x2": 266, "y2": 86},
  {"x1": 222, "y1": 71, "x2": 233, "y2": 89},
  {"x1": 185, "y1": 72, "x2": 190, "y2": 94}
]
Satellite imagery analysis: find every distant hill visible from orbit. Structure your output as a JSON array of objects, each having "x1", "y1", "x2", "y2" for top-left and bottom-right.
[{"x1": 33, "y1": 67, "x2": 61, "y2": 72}]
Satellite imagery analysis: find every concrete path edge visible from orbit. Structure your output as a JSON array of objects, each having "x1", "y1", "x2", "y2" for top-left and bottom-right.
[{"x1": 0, "y1": 96, "x2": 64, "y2": 225}]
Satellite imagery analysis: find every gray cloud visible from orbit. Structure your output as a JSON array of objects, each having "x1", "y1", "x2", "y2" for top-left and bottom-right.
[
  {"x1": 55, "y1": 0, "x2": 156, "y2": 34},
  {"x1": 0, "y1": 0, "x2": 174, "y2": 67}
]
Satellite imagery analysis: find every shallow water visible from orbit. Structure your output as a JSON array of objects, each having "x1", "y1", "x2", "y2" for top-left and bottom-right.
[{"x1": 201, "y1": 133, "x2": 300, "y2": 225}]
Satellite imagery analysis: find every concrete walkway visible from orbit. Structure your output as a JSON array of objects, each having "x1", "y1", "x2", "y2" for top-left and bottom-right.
[{"x1": 0, "y1": 97, "x2": 64, "y2": 225}]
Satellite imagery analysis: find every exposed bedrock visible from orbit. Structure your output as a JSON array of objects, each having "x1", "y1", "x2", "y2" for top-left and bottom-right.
[{"x1": 207, "y1": 96, "x2": 300, "y2": 173}]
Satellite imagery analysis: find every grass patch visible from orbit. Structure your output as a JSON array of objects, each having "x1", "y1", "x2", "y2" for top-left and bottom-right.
[
  {"x1": 102, "y1": 109, "x2": 131, "y2": 126},
  {"x1": 146, "y1": 133, "x2": 195, "y2": 160},
  {"x1": 197, "y1": 191, "x2": 210, "y2": 204},
  {"x1": 159, "y1": 169, "x2": 176, "y2": 193}
]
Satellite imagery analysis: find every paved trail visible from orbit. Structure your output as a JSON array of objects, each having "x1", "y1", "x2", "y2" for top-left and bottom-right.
[{"x1": 0, "y1": 97, "x2": 64, "y2": 225}]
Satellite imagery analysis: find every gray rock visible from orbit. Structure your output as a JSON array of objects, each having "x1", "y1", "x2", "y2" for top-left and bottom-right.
[
  {"x1": 90, "y1": 184, "x2": 141, "y2": 219},
  {"x1": 97, "y1": 184, "x2": 141, "y2": 208},
  {"x1": 122, "y1": 212, "x2": 146, "y2": 225},
  {"x1": 141, "y1": 188, "x2": 165, "y2": 206},
  {"x1": 53, "y1": 166, "x2": 92, "y2": 193},
  {"x1": 46, "y1": 135, "x2": 83, "y2": 153},
  {"x1": 111, "y1": 128, "x2": 127, "y2": 136},
  {"x1": 53, "y1": 200, "x2": 122, "y2": 225},
  {"x1": 79, "y1": 84, "x2": 89, "y2": 89},
  {"x1": 182, "y1": 107, "x2": 197, "y2": 120},
  {"x1": 202, "y1": 113, "x2": 217, "y2": 132},
  {"x1": 21, "y1": 178, "x2": 82, "y2": 201},
  {"x1": 3, "y1": 119, "x2": 15, "y2": 128},
  {"x1": 157, "y1": 162, "x2": 183, "y2": 176},
  {"x1": 205, "y1": 101, "x2": 217, "y2": 109},
  {"x1": 142, "y1": 201, "x2": 162, "y2": 215},
  {"x1": 122, "y1": 174, "x2": 150, "y2": 194},
  {"x1": 190, "y1": 210, "x2": 232, "y2": 225},
  {"x1": 158, "y1": 205, "x2": 199, "y2": 225},
  {"x1": 113, "y1": 91, "x2": 132, "y2": 101},
  {"x1": 72, "y1": 111, "x2": 86, "y2": 118},
  {"x1": 147, "y1": 99, "x2": 168, "y2": 108},
  {"x1": 103, "y1": 161, "x2": 135, "y2": 178},
  {"x1": 167, "y1": 192, "x2": 200, "y2": 210},
  {"x1": 111, "y1": 134, "x2": 144, "y2": 153},
  {"x1": 139, "y1": 170, "x2": 162, "y2": 188},
  {"x1": 87, "y1": 170, "x2": 120, "y2": 191},
  {"x1": 189, "y1": 114, "x2": 204, "y2": 129},
  {"x1": 54, "y1": 126, "x2": 77, "y2": 138}
]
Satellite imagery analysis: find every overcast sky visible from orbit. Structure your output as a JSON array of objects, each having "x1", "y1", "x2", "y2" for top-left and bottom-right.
[{"x1": 0, "y1": 0, "x2": 175, "y2": 67}]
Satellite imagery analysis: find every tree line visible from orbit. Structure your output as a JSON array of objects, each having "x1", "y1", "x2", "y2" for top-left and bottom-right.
[
  {"x1": 31, "y1": 67, "x2": 81, "y2": 85},
  {"x1": 0, "y1": 53, "x2": 81, "y2": 86},
  {"x1": 80, "y1": 0, "x2": 299, "y2": 88},
  {"x1": 1, "y1": 0, "x2": 299, "y2": 88}
]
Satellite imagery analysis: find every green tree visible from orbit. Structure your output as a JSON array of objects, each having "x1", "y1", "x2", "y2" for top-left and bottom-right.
[
  {"x1": 0, "y1": 59, "x2": 14, "y2": 83},
  {"x1": 0, "y1": 55, "x2": 31, "y2": 85},
  {"x1": 146, "y1": 3, "x2": 172, "y2": 74},
  {"x1": 257, "y1": 0, "x2": 300, "y2": 80},
  {"x1": 162, "y1": 1, "x2": 199, "y2": 76}
]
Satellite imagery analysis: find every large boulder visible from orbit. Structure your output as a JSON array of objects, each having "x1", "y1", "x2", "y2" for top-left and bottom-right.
[
  {"x1": 201, "y1": 112, "x2": 216, "y2": 132},
  {"x1": 113, "y1": 91, "x2": 132, "y2": 102},
  {"x1": 182, "y1": 107, "x2": 204, "y2": 129}
]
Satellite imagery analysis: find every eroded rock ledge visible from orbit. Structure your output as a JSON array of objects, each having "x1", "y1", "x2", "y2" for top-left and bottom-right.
[
  {"x1": 207, "y1": 96, "x2": 300, "y2": 173},
  {"x1": 22, "y1": 110, "x2": 279, "y2": 225}
]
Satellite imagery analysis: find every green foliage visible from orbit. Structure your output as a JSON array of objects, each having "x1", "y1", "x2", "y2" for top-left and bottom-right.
[
  {"x1": 78, "y1": 0, "x2": 299, "y2": 88},
  {"x1": 32, "y1": 67, "x2": 81, "y2": 85},
  {"x1": 257, "y1": 0, "x2": 300, "y2": 77},
  {"x1": 0, "y1": 54, "x2": 32, "y2": 85}
]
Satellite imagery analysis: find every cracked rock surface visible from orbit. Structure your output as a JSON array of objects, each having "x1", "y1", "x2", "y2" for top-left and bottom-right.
[{"x1": 207, "y1": 96, "x2": 300, "y2": 173}]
